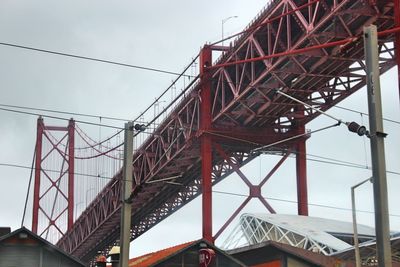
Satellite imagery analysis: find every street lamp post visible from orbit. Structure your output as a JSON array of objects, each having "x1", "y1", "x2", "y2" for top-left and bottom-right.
[
  {"x1": 222, "y1": 16, "x2": 238, "y2": 46},
  {"x1": 351, "y1": 177, "x2": 372, "y2": 267}
]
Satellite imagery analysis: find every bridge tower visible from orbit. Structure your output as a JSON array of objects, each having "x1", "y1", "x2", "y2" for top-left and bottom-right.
[{"x1": 32, "y1": 117, "x2": 75, "y2": 242}]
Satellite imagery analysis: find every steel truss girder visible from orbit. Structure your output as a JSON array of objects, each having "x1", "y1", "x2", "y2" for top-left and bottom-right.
[
  {"x1": 57, "y1": 0, "x2": 397, "y2": 262},
  {"x1": 211, "y1": 0, "x2": 395, "y2": 129}
]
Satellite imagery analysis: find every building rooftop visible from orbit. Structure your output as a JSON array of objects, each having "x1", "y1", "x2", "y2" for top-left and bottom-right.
[
  {"x1": 223, "y1": 213, "x2": 376, "y2": 255},
  {"x1": 0, "y1": 227, "x2": 86, "y2": 267},
  {"x1": 128, "y1": 241, "x2": 194, "y2": 266}
]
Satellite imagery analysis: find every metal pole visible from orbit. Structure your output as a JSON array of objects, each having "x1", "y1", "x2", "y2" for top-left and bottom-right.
[
  {"x1": 119, "y1": 122, "x2": 134, "y2": 267},
  {"x1": 351, "y1": 177, "x2": 372, "y2": 267},
  {"x1": 351, "y1": 187, "x2": 361, "y2": 267},
  {"x1": 364, "y1": 25, "x2": 392, "y2": 267}
]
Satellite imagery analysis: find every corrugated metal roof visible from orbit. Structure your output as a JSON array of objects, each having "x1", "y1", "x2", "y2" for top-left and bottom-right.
[
  {"x1": 247, "y1": 213, "x2": 376, "y2": 251},
  {"x1": 128, "y1": 241, "x2": 194, "y2": 267}
]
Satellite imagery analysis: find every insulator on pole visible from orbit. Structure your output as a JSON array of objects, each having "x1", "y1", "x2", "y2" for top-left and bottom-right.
[{"x1": 347, "y1": 121, "x2": 369, "y2": 137}]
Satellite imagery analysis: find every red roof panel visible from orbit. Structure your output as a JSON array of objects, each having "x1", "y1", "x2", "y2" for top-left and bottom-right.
[{"x1": 128, "y1": 241, "x2": 194, "y2": 267}]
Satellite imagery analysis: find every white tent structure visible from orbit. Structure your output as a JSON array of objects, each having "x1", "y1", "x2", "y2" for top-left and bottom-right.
[{"x1": 221, "y1": 213, "x2": 376, "y2": 255}]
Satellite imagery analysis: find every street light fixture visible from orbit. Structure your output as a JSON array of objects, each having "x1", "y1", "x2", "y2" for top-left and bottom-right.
[
  {"x1": 351, "y1": 177, "x2": 372, "y2": 267},
  {"x1": 222, "y1": 16, "x2": 238, "y2": 46}
]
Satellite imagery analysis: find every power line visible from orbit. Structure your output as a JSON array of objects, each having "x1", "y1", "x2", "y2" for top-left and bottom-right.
[
  {"x1": 268, "y1": 148, "x2": 400, "y2": 176},
  {"x1": 0, "y1": 106, "x2": 156, "y2": 137},
  {"x1": 2, "y1": 141, "x2": 400, "y2": 183},
  {"x1": 331, "y1": 104, "x2": 400, "y2": 125},
  {"x1": 0, "y1": 42, "x2": 194, "y2": 78},
  {"x1": 213, "y1": 190, "x2": 400, "y2": 218},
  {"x1": 0, "y1": 162, "x2": 114, "y2": 180},
  {"x1": 0, "y1": 106, "x2": 123, "y2": 130},
  {"x1": 257, "y1": 146, "x2": 400, "y2": 176},
  {"x1": 207, "y1": 119, "x2": 400, "y2": 175},
  {"x1": 0, "y1": 103, "x2": 163, "y2": 130},
  {"x1": 0, "y1": 102, "x2": 131, "y2": 122},
  {"x1": 205, "y1": 124, "x2": 400, "y2": 176},
  {"x1": 2, "y1": 106, "x2": 399, "y2": 184}
]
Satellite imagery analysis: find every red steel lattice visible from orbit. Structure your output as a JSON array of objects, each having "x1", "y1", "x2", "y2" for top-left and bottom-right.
[
  {"x1": 32, "y1": 117, "x2": 75, "y2": 243},
  {"x1": 55, "y1": 0, "x2": 397, "y2": 263}
]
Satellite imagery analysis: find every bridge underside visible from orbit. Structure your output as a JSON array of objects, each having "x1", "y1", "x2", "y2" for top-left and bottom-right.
[{"x1": 56, "y1": 0, "x2": 397, "y2": 263}]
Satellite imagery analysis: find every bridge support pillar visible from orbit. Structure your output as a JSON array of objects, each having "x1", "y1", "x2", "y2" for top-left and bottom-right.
[
  {"x1": 295, "y1": 108, "x2": 308, "y2": 216},
  {"x1": 200, "y1": 45, "x2": 213, "y2": 243}
]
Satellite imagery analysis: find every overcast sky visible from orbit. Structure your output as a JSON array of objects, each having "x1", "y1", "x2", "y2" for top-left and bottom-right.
[{"x1": 0, "y1": 0, "x2": 399, "y2": 258}]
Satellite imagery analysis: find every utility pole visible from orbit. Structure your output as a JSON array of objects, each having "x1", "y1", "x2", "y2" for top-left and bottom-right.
[
  {"x1": 119, "y1": 122, "x2": 134, "y2": 267},
  {"x1": 364, "y1": 25, "x2": 392, "y2": 267}
]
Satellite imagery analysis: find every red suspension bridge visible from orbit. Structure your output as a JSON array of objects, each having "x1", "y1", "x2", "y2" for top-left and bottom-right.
[{"x1": 29, "y1": 0, "x2": 399, "y2": 264}]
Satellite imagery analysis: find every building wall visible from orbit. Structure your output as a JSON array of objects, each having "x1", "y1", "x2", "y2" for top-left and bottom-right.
[
  {"x1": 0, "y1": 243, "x2": 82, "y2": 267},
  {"x1": 0, "y1": 245, "x2": 39, "y2": 267},
  {"x1": 287, "y1": 257, "x2": 312, "y2": 267},
  {"x1": 251, "y1": 260, "x2": 281, "y2": 267}
]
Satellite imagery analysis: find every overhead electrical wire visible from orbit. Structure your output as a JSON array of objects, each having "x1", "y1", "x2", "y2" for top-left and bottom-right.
[
  {"x1": 0, "y1": 103, "x2": 159, "y2": 130},
  {"x1": 0, "y1": 162, "x2": 114, "y2": 180},
  {"x1": 0, "y1": 57, "x2": 200, "y2": 152},
  {"x1": 0, "y1": 106, "x2": 123, "y2": 130},
  {"x1": 2, "y1": 139, "x2": 400, "y2": 184},
  {"x1": 212, "y1": 190, "x2": 400, "y2": 218},
  {"x1": 0, "y1": 102, "x2": 131, "y2": 122},
  {"x1": 5, "y1": 103, "x2": 397, "y2": 179},
  {"x1": 204, "y1": 123, "x2": 400, "y2": 176},
  {"x1": 0, "y1": 106, "x2": 158, "y2": 136},
  {"x1": 0, "y1": 42, "x2": 194, "y2": 78},
  {"x1": 331, "y1": 104, "x2": 400, "y2": 126}
]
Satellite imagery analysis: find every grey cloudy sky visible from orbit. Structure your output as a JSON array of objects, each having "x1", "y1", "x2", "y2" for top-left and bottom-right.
[{"x1": 0, "y1": 0, "x2": 399, "y2": 258}]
